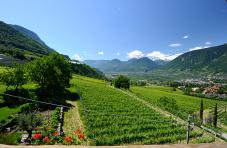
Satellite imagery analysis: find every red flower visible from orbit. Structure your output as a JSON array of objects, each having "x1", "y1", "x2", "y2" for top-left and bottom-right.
[
  {"x1": 78, "y1": 133, "x2": 85, "y2": 140},
  {"x1": 33, "y1": 133, "x2": 42, "y2": 140},
  {"x1": 74, "y1": 128, "x2": 82, "y2": 135},
  {"x1": 53, "y1": 131, "x2": 59, "y2": 136},
  {"x1": 43, "y1": 136, "x2": 51, "y2": 143},
  {"x1": 64, "y1": 136, "x2": 73, "y2": 143}
]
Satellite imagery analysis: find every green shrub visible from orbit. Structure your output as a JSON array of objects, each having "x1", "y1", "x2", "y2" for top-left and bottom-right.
[
  {"x1": 20, "y1": 103, "x2": 36, "y2": 113},
  {"x1": 114, "y1": 75, "x2": 130, "y2": 89},
  {"x1": 0, "y1": 133, "x2": 21, "y2": 145},
  {"x1": 51, "y1": 107, "x2": 60, "y2": 128}
]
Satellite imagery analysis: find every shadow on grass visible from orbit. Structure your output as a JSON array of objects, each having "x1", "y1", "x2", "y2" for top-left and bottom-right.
[
  {"x1": 0, "y1": 88, "x2": 30, "y2": 108},
  {"x1": 0, "y1": 87, "x2": 80, "y2": 112}
]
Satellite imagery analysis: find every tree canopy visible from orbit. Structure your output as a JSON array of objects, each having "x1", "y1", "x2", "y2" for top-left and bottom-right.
[
  {"x1": 114, "y1": 75, "x2": 130, "y2": 89},
  {"x1": 27, "y1": 53, "x2": 72, "y2": 96}
]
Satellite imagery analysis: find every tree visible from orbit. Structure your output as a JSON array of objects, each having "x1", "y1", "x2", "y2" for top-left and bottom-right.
[
  {"x1": 0, "y1": 68, "x2": 14, "y2": 90},
  {"x1": 213, "y1": 103, "x2": 218, "y2": 127},
  {"x1": 17, "y1": 113, "x2": 42, "y2": 142},
  {"x1": 27, "y1": 53, "x2": 72, "y2": 96},
  {"x1": 0, "y1": 64, "x2": 27, "y2": 90},
  {"x1": 114, "y1": 75, "x2": 130, "y2": 89},
  {"x1": 13, "y1": 64, "x2": 28, "y2": 89},
  {"x1": 200, "y1": 99, "x2": 204, "y2": 124}
]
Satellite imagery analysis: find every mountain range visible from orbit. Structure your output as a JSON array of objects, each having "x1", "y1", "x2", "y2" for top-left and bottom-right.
[
  {"x1": 84, "y1": 57, "x2": 163, "y2": 73},
  {"x1": 85, "y1": 44, "x2": 227, "y2": 76},
  {"x1": 1, "y1": 20, "x2": 227, "y2": 78}
]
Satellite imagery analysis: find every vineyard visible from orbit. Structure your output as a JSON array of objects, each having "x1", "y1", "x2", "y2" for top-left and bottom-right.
[
  {"x1": 131, "y1": 86, "x2": 227, "y2": 129},
  {"x1": 69, "y1": 75, "x2": 215, "y2": 145}
]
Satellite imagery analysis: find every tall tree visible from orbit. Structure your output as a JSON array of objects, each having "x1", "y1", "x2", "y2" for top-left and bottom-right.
[
  {"x1": 200, "y1": 99, "x2": 204, "y2": 124},
  {"x1": 28, "y1": 53, "x2": 72, "y2": 96},
  {"x1": 213, "y1": 103, "x2": 218, "y2": 127}
]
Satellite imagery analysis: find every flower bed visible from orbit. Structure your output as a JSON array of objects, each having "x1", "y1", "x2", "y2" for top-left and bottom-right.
[{"x1": 31, "y1": 128, "x2": 86, "y2": 145}]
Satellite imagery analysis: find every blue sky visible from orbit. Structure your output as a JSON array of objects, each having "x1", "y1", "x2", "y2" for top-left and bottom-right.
[{"x1": 0, "y1": 0, "x2": 227, "y2": 61}]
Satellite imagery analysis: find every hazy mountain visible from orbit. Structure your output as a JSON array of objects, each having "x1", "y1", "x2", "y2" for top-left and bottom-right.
[
  {"x1": 84, "y1": 57, "x2": 158, "y2": 73},
  {"x1": 153, "y1": 59, "x2": 169, "y2": 66},
  {"x1": 162, "y1": 43, "x2": 227, "y2": 74}
]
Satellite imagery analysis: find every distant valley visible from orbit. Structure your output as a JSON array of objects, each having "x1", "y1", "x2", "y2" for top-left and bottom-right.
[{"x1": 85, "y1": 44, "x2": 227, "y2": 81}]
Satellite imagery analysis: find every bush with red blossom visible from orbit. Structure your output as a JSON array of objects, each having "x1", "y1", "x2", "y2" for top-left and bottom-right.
[
  {"x1": 31, "y1": 129, "x2": 85, "y2": 145},
  {"x1": 43, "y1": 136, "x2": 51, "y2": 143},
  {"x1": 33, "y1": 133, "x2": 42, "y2": 140},
  {"x1": 64, "y1": 136, "x2": 73, "y2": 144},
  {"x1": 74, "y1": 128, "x2": 85, "y2": 140}
]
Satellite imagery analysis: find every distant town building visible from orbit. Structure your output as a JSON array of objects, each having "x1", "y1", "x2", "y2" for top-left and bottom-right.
[
  {"x1": 192, "y1": 87, "x2": 200, "y2": 92},
  {"x1": 203, "y1": 85, "x2": 220, "y2": 94}
]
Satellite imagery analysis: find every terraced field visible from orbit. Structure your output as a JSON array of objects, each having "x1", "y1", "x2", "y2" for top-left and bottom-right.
[{"x1": 69, "y1": 75, "x2": 214, "y2": 145}]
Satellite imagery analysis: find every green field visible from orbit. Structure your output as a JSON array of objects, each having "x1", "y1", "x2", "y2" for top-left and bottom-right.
[{"x1": 66, "y1": 75, "x2": 214, "y2": 145}]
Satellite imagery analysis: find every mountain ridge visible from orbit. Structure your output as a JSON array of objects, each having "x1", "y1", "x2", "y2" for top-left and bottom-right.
[
  {"x1": 162, "y1": 43, "x2": 227, "y2": 74},
  {"x1": 0, "y1": 21, "x2": 53, "y2": 56},
  {"x1": 84, "y1": 57, "x2": 164, "y2": 73}
]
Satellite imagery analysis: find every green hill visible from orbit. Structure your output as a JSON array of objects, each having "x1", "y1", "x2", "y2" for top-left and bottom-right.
[
  {"x1": 71, "y1": 60, "x2": 106, "y2": 79},
  {"x1": 10, "y1": 24, "x2": 49, "y2": 48},
  {"x1": 0, "y1": 21, "x2": 53, "y2": 58},
  {"x1": 0, "y1": 21, "x2": 105, "y2": 79},
  {"x1": 162, "y1": 44, "x2": 227, "y2": 75}
]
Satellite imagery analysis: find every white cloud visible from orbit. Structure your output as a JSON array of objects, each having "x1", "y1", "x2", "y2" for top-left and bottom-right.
[
  {"x1": 205, "y1": 42, "x2": 212, "y2": 45},
  {"x1": 169, "y1": 43, "x2": 182, "y2": 47},
  {"x1": 183, "y1": 35, "x2": 189, "y2": 39},
  {"x1": 127, "y1": 50, "x2": 144, "y2": 59},
  {"x1": 98, "y1": 51, "x2": 104, "y2": 55},
  {"x1": 116, "y1": 52, "x2": 120, "y2": 56},
  {"x1": 147, "y1": 51, "x2": 182, "y2": 61},
  {"x1": 188, "y1": 46, "x2": 209, "y2": 51},
  {"x1": 73, "y1": 54, "x2": 82, "y2": 61}
]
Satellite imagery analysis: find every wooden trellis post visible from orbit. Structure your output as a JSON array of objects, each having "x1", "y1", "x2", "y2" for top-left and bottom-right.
[
  {"x1": 186, "y1": 115, "x2": 192, "y2": 144},
  {"x1": 58, "y1": 107, "x2": 64, "y2": 136}
]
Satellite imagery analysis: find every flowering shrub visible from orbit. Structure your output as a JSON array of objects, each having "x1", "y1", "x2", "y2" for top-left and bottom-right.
[
  {"x1": 74, "y1": 128, "x2": 85, "y2": 140},
  {"x1": 43, "y1": 136, "x2": 51, "y2": 143},
  {"x1": 64, "y1": 136, "x2": 73, "y2": 144},
  {"x1": 33, "y1": 133, "x2": 42, "y2": 140},
  {"x1": 30, "y1": 129, "x2": 85, "y2": 145},
  {"x1": 53, "y1": 131, "x2": 59, "y2": 136},
  {"x1": 74, "y1": 128, "x2": 82, "y2": 135}
]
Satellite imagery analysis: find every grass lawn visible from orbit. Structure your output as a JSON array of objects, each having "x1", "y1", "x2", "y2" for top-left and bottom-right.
[{"x1": 0, "y1": 106, "x2": 22, "y2": 122}]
